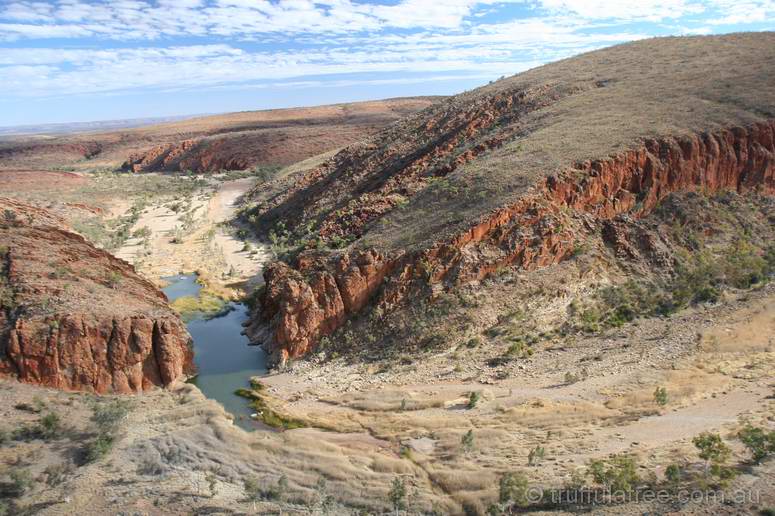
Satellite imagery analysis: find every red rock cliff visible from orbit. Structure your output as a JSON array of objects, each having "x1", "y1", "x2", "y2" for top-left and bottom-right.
[
  {"x1": 252, "y1": 121, "x2": 775, "y2": 364},
  {"x1": 0, "y1": 200, "x2": 195, "y2": 393}
]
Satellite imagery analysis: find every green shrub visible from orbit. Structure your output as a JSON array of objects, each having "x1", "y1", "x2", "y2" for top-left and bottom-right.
[
  {"x1": 7, "y1": 468, "x2": 32, "y2": 498},
  {"x1": 461, "y1": 429, "x2": 474, "y2": 453},
  {"x1": 693, "y1": 432, "x2": 731, "y2": 466},
  {"x1": 244, "y1": 476, "x2": 263, "y2": 501},
  {"x1": 570, "y1": 240, "x2": 775, "y2": 335},
  {"x1": 564, "y1": 370, "x2": 587, "y2": 384},
  {"x1": 206, "y1": 471, "x2": 218, "y2": 498},
  {"x1": 587, "y1": 455, "x2": 640, "y2": 493},
  {"x1": 664, "y1": 463, "x2": 683, "y2": 487},
  {"x1": 132, "y1": 226, "x2": 151, "y2": 240},
  {"x1": 242, "y1": 473, "x2": 290, "y2": 501},
  {"x1": 738, "y1": 424, "x2": 775, "y2": 464},
  {"x1": 44, "y1": 462, "x2": 73, "y2": 487},
  {"x1": 499, "y1": 472, "x2": 530, "y2": 507},
  {"x1": 528, "y1": 446, "x2": 545, "y2": 467},
  {"x1": 654, "y1": 387, "x2": 668, "y2": 407},
  {"x1": 466, "y1": 391, "x2": 481, "y2": 409},
  {"x1": 388, "y1": 477, "x2": 407, "y2": 512},
  {"x1": 91, "y1": 400, "x2": 130, "y2": 434},
  {"x1": 84, "y1": 433, "x2": 115, "y2": 463},
  {"x1": 39, "y1": 411, "x2": 62, "y2": 439},
  {"x1": 12, "y1": 411, "x2": 63, "y2": 441}
]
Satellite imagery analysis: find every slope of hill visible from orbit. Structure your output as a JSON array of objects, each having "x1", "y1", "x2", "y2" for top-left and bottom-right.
[
  {"x1": 242, "y1": 33, "x2": 775, "y2": 365},
  {"x1": 0, "y1": 97, "x2": 440, "y2": 173}
]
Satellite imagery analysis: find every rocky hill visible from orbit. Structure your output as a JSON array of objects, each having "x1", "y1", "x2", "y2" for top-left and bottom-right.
[
  {"x1": 0, "y1": 198, "x2": 194, "y2": 393},
  {"x1": 0, "y1": 97, "x2": 439, "y2": 174},
  {"x1": 243, "y1": 33, "x2": 775, "y2": 365}
]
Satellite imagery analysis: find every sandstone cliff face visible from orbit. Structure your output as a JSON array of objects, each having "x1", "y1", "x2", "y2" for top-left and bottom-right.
[
  {"x1": 252, "y1": 121, "x2": 775, "y2": 364},
  {"x1": 3, "y1": 314, "x2": 192, "y2": 393},
  {"x1": 0, "y1": 200, "x2": 194, "y2": 393}
]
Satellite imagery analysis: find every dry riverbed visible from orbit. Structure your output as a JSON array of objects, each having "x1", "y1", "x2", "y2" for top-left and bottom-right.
[{"x1": 115, "y1": 176, "x2": 270, "y2": 296}]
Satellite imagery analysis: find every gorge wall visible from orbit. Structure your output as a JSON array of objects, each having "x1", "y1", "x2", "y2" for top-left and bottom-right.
[
  {"x1": 251, "y1": 121, "x2": 775, "y2": 365},
  {"x1": 0, "y1": 200, "x2": 195, "y2": 393}
]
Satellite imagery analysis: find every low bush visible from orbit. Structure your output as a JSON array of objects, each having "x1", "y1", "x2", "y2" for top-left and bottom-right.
[
  {"x1": 91, "y1": 400, "x2": 130, "y2": 434},
  {"x1": 569, "y1": 240, "x2": 775, "y2": 334},
  {"x1": 12, "y1": 411, "x2": 63, "y2": 442},
  {"x1": 461, "y1": 429, "x2": 475, "y2": 453},
  {"x1": 83, "y1": 433, "x2": 114, "y2": 463},
  {"x1": 528, "y1": 445, "x2": 545, "y2": 467},
  {"x1": 243, "y1": 474, "x2": 289, "y2": 501},
  {"x1": 587, "y1": 454, "x2": 640, "y2": 493},
  {"x1": 388, "y1": 477, "x2": 407, "y2": 512},
  {"x1": 654, "y1": 386, "x2": 668, "y2": 407},
  {"x1": 498, "y1": 471, "x2": 530, "y2": 507},
  {"x1": 738, "y1": 424, "x2": 775, "y2": 464},
  {"x1": 44, "y1": 462, "x2": 74, "y2": 487},
  {"x1": 6, "y1": 468, "x2": 32, "y2": 498}
]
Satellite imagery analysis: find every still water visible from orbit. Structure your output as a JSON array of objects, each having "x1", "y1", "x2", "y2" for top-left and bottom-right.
[{"x1": 162, "y1": 274, "x2": 268, "y2": 430}]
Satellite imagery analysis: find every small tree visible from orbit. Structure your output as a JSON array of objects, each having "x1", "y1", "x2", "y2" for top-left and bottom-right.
[
  {"x1": 388, "y1": 476, "x2": 407, "y2": 512},
  {"x1": 693, "y1": 432, "x2": 735, "y2": 483},
  {"x1": 653, "y1": 387, "x2": 668, "y2": 407},
  {"x1": 693, "y1": 432, "x2": 731, "y2": 468},
  {"x1": 467, "y1": 391, "x2": 481, "y2": 409}
]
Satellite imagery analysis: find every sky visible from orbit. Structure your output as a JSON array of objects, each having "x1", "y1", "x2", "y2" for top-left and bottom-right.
[{"x1": 0, "y1": 0, "x2": 773, "y2": 127}]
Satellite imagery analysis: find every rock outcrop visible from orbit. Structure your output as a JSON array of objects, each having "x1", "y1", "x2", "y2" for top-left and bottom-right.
[
  {"x1": 252, "y1": 121, "x2": 775, "y2": 364},
  {"x1": 0, "y1": 199, "x2": 195, "y2": 393}
]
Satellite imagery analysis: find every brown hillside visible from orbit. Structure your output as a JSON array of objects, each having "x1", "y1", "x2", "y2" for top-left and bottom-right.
[
  {"x1": 0, "y1": 97, "x2": 440, "y2": 173},
  {"x1": 242, "y1": 33, "x2": 775, "y2": 365}
]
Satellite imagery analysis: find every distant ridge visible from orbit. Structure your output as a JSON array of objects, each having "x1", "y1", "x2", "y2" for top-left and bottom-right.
[{"x1": 0, "y1": 114, "x2": 205, "y2": 137}]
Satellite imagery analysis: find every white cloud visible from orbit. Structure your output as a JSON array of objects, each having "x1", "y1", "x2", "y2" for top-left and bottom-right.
[
  {"x1": 0, "y1": 0, "x2": 772, "y2": 102},
  {"x1": 536, "y1": 0, "x2": 705, "y2": 21}
]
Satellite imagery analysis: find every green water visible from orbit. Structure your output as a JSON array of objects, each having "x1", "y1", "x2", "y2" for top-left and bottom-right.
[{"x1": 162, "y1": 275, "x2": 268, "y2": 430}]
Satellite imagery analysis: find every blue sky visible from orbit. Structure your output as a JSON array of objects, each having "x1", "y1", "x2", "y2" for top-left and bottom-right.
[{"x1": 0, "y1": 0, "x2": 773, "y2": 126}]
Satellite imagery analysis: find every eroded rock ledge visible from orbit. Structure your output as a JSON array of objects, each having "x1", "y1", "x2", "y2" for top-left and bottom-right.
[
  {"x1": 0, "y1": 200, "x2": 195, "y2": 393},
  {"x1": 122, "y1": 139, "x2": 254, "y2": 173},
  {"x1": 250, "y1": 121, "x2": 775, "y2": 365}
]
